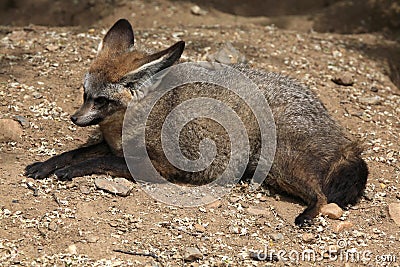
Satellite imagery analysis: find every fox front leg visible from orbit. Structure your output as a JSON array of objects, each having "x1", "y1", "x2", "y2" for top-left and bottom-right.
[
  {"x1": 25, "y1": 142, "x2": 110, "y2": 179},
  {"x1": 53, "y1": 156, "x2": 131, "y2": 181}
]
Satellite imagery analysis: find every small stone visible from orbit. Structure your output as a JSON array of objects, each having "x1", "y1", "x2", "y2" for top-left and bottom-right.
[
  {"x1": 247, "y1": 206, "x2": 270, "y2": 216},
  {"x1": 190, "y1": 5, "x2": 207, "y2": 16},
  {"x1": 14, "y1": 115, "x2": 29, "y2": 128},
  {"x1": 94, "y1": 177, "x2": 133, "y2": 196},
  {"x1": 259, "y1": 196, "x2": 268, "y2": 202},
  {"x1": 194, "y1": 223, "x2": 206, "y2": 233},
  {"x1": 332, "y1": 72, "x2": 354, "y2": 86},
  {"x1": 207, "y1": 42, "x2": 247, "y2": 65},
  {"x1": 302, "y1": 233, "x2": 315, "y2": 243},
  {"x1": 388, "y1": 203, "x2": 400, "y2": 226},
  {"x1": 48, "y1": 221, "x2": 58, "y2": 231},
  {"x1": 32, "y1": 92, "x2": 42, "y2": 99},
  {"x1": 370, "y1": 86, "x2": 379, "y2": 92},
  {"x1": 79, "y1": 185, "x2": 91, "y2": 194},
  {"x1": 270, "y1": 233, "x2": 284, "y2": 241},
  {"x1": 67, "y1": 244, "x2": 77, "y2": 254},
  {"x1": 334, "y1": 221, "x2": 354, "y2": 232},
  {"x1": 46, "y1": 44, "x2": 60, "y2": 51},
  {"x1": 184, "y1": 247, "x2": 203, "y2": 261},
  {"x1": 320, "y1": 203, "x2": 343, "y2": 219},
  {"x1": 87, "y1": 235, "x2": 99, "y2": 243},
  {"x1": 0, "y1": 119, "x2": 23, "y2": 142},
  {"x1": 229, "y1": 196, "x2": 241, "y2": 203},
  {"x1": 358, "y1": 96, "x2": 382, "y2": 105},
  {"x1": 206, "y1": 200, "x2": 222, "y2": 209},
  {"x1": 363, "y1": 191, "x2": 374, "y2": 201}
]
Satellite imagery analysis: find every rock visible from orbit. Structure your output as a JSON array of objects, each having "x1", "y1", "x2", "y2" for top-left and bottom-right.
[
  {"x1": 270, "y1": 233, "x2": 284, "y2": 241},
  {"x1": 87, "y1": 235, "x2": 99, "y2": 243},
  {"x1": 0, "y1": 119, "x2": 23, "y2": 142},
  {"x1": 67, "y1": 244, "x2": 77, "y2": 254},
  {"x1": 32, "y1": 92, "x2": 43, "y2": 99},
  {"x1": 332, "y1": 72, "x2": 354, "y2": 86},
  {"x1": 388, "y1": 203, "x2": 400, "y2": 226},
  {"x1": 246, "y1": 206, "x2": 270, "y2": 216},
  {"x1": 358, "y1": 96, "x2": 382, "y2": 105},
  {"x1": 48, "y1": 221, "x2": 58, "y2": 231},
  {"x1": 46, "y1": 44, "x2": 60, "y2": 52},
  {"x1": 302, "y1": 233, "x2": 315, "y2": 243},
  {"x1": 14, "y1": 115, "x2": 29, "y2": 128},
  {"x1": 94, "y1": 177, "x2": 134, "y2": 197},
  {"x1": 79, "y1": 185, "x2": 91, "y2": 194},
  {"x1": 363, "y1": 191, "x2": 374, "y2": 201},
  {"x1": 229, "y1": 196, "x2": 241, "y2": 203},
  {"x1": 194, "y1": 223, "x2": 206, "y2": 233},
  {"x1": 370, "y1": 86, "x2": 379, "y2": 92},
  {"x1": 207, "y1": 42, "x2": 247, "y2": 65},
  {"x1": 190, "y1": 5, "x2": 207, "y2": 16},
  {"x1": 320, "y1": 203, "x2": 343, "y2": 219},
  {"x1": 259, "y1": 196, "x2": 268, "y2": 202},
  {"x1": 334, "y1": 221, "x2": 354, "y2": 232},
  {"x1": 206, "y1": 200, "x2": 222, "y2": 209},
  {"x1": 184, "y1": 247, "x2": 203, "y2": 261}
]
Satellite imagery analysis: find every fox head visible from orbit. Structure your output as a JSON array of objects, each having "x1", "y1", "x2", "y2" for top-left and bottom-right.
[{"x1": 70, "y1": 19, "x2": 185, "y2": 127}]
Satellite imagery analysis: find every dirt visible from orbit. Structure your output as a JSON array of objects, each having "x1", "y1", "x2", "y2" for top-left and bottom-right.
[{"x1": 1, "y1": 0, "x2": 400, "y2": 266}]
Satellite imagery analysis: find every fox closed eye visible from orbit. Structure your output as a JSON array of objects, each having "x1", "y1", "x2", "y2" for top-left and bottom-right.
[{"x1": 94, "y1": 96, "x2": 108, "y2": 106}]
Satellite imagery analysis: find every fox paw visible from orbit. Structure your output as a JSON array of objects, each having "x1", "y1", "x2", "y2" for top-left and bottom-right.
[
  {"x1": 295, "y1": 214, "x2": 314, "y2": 227},
  {"x1": 54, "y1": 167, "x2": 74, "y2": 181},
  {"x1": 25, "y1": 162, "x2": 55, "y2": 179}
]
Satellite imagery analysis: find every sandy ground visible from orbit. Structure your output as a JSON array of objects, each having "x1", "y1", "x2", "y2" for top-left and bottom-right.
[{"x1": 1, "y1": 0, "x2": 400, "y2": 266}]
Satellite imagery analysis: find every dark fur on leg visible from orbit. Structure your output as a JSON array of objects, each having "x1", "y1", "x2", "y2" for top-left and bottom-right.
[
  {"x1": 54, "y1": 156, "x2": 131, "y2": 180},
  {"x1": 25, "y1": 142, "x2": 110, "y2": 179}
]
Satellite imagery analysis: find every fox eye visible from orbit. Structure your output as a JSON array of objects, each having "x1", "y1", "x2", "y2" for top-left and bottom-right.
[{"x1": 94, "y1": 96, "x2": 107, "y2": 106}]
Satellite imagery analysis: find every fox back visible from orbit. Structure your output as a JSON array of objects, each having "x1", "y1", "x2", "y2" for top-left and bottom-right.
[{"x1": 71, "y1": 19, "x2": 368, "y2": 226}]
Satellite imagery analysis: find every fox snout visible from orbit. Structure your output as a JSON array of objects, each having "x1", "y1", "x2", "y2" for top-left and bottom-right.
[{"x1": 70, "y1": 101, "x2": 104, "y2": 127}]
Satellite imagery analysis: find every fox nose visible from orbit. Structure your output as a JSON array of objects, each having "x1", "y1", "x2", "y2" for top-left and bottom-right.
[{"x1": 70, "y1": 115, "x2": 78, "y2": 123}]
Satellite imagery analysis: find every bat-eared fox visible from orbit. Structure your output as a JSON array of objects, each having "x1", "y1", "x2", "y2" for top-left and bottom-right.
[{"x1": 25, "y1": 19, "x2": 368, "y2": 226}]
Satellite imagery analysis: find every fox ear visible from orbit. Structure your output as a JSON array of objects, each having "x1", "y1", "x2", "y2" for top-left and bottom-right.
[
  {"x1": 98, "y1": 19, "x2": 134, "y2": 54},
  {"x1": 127, "y1": 41, "x2": 185, "y2": 77}
]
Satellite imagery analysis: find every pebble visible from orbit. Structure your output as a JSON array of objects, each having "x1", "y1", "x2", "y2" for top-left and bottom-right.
[
  {"x1": 184, "y1": 247, "x2": 203, "y2": 261},
  {"x1": 302, "y1": 233, "x2": 315, "y2": 243},
  {"x1": 14, "y1": 115, "x2": 29, "y2": 128},
  {"x1": 229, "y1": 196, "x2": 241, "y2": 203},
  {"x1": 270, "y1": 233, "x2": 284, "y2": 241},
  {"x1": 87, "y1": 235, "x2": 99, "y2": 243},
  {"x1": 32, "y1": 92, "x2": 43, "y2": 99},
  {"x1": 67, "y1": 244, "x2": 77, "y2": 254},
  {"x1": 334, "y1": 221, "x2": 354, "y2": 232},
  {"x1": 370, "y1": 86, "x2": 379, "y2": 92},
  {"x1": 94, "y1": 177, "x2": 134, "y2": 196},
  {"x1": 190, "y1": 5, "x2": 207, "y2": 16},
  {"x1": 363, "y1": 191, "x2": 374, "y2": 201},
  {"x1": 48, "y1": 221, "x2": 58, "y2": 231},
  {"x1": 207, "y1": 42, "x2": 247, "y2": 65},
  {"x1": 206, "y1": 200, "x2": 222, "y2": 209},
  {"x1": 194, "y1": 223, "x2": 206, "y2": 233},
  {"x1": 358, "y1": 95, "x2": 382, "y2": 105},
  {"x1": 320, "y1": 203, "x2": 343, "y2": 219},
  {"x1": 388, "y1": 203, "x2": 400, "y2": 226},
  {"x1": 247, "y1": 206, "x2": 270, "y2": 216},
  {"x1": 0, "y1": 119, "x2": 23, "y2": 142},
  {"x1": 79, "y1": 185, "x2": 91, "y2": 194},
  {"x1": 331, "y1": 72, "x2": 354, "y2": 86}
]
